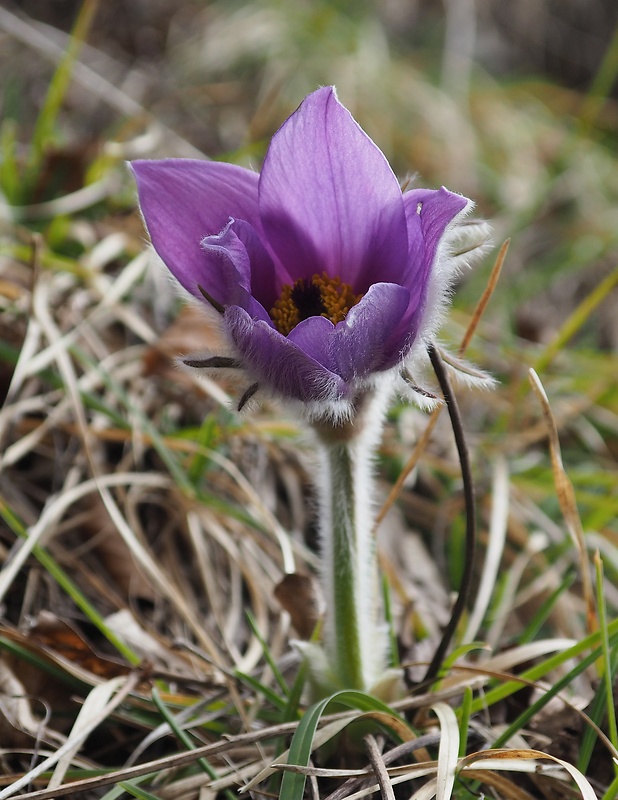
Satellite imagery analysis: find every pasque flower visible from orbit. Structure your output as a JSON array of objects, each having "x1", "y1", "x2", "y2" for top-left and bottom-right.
[
  {"x1": 132, "y1": 87, "x2": 488, "y2": 697},
  {"x1": 131, "y1": 86, "x2": 473, "y2": 424}
]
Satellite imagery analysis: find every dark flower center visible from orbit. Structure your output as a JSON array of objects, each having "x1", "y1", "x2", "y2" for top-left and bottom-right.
[{"x1": 270, "y1": 272, "x2": 363, "y2": 336}]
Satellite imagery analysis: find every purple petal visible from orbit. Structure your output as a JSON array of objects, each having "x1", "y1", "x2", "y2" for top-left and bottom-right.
[
  {"x1": 287, "y1": 316, "x2": 338, "y2": 373},
  {"x1": 201, "y1": 221, "x2": 271, "y2": 321},
  {"x1": 402, "y1": 187, "x2": 470, "y2": 311},
  {"x1": 258, "y1": 87, "x2": 409, "y2": 291},
  {"x1": 131, "y1": 159, "x2": 260, "y2": 302},
  {"x1": 224, "y1": 306, "x2": 348, "y2": 403},
  {"x1": 230, "y1": 219, "x2": 279, "y2": 309},
  {"x1": 284, "y1": 284, "x2": 416, "y2": 381},
  {"x1": 331, "y1": 283, "x2": 415, "y2": 380}
]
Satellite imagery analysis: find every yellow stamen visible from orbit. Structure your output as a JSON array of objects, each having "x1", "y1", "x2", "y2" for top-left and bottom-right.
[{"x1": 270, "y1": 272, "x2": 363, "y2": 336}]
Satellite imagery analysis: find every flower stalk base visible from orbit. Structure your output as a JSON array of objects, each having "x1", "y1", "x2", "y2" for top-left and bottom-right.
[{"x1": 314, "y1": 421, "x2": 388, "y2": 693}]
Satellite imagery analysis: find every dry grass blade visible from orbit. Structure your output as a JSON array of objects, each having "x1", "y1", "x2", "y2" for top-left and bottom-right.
[
  {"x1": 460, "y1": 748, "x2": 597, "y2": 800},
  {"x1": 458, "y1": 238, "x2": 509, "y2": 355},
  {"x1": 47, "y1": 678, "x2": 128, "y2": 790},
  {"x1": 198, "y1": 446, "x2": 296, "y2": 574},
  {"x1": 1, "y1": 174, "x2": 122, "y2": 222},
  {"x1": 1, "y1": 717, "x2": 309, "y2": 800},
  {"x1": 459, "y1": 769, "x2": 536, "y2": 799},
  {"x1": 0, "y1": 5, "x2": 204, "y2": 158},
  {"x1": 327, "y1": 765, "x2": 441, "y2": 800},
  {"x1": 432, "y1": 702, "x2": 459, "y2": 800},
  {"x1": 463, "y1": 454, "x2": 509, "y2": 644},
  {"x1": 324, "y1": 734, "x2": 442, "y2": 800},
  {"x1": 528, "y1": 369, "x2": 596, "y2": 634},
  {"x1": 409, "y1": 778, "x2": 438, "y2": 800},
  {"x1": 375, "y1": 409, "x2": 440, "y2": 529},
  {"x1": 0, "y1": 672, "x2": 140, "y2": 800},
  {"x1": 0, "y1": 472, "x2": 172, "y2": 604},
  {"x1": 364, "y1": 735, "x2": 396, "y2": 800}
]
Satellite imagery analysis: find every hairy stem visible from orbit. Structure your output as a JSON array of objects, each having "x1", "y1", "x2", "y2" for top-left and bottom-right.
[{"x1": 317, "y1": 430, "x2": 386, "y2": 691}]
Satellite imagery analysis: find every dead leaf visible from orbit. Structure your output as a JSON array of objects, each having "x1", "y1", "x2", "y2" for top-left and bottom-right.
[
  {"x1": 0, "y1": 660, "x2": 43, "y2": 747},
  {"x1": 25, "y1": 611, "x2": 129, "y2": 680},
  {"x1": 274, "y1": 572, "x2": 323, "y2": 640}
]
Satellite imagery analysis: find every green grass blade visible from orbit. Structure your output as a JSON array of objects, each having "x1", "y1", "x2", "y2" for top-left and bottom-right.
[
  {"x1": 595, "y1": 553, "x2": 618, "y2": 775},
  {"x1": 150, "y1": 688, "x2": 236, "y2": 799},
  {"x1": 577, "y1": 15, "x2": 618, "y2": 137},
  {"x1": 70, "y1": 344, "x2": 193, "y2": 495},
  {"x1": 0, "y1": 636, "x2": 87, "y2": 691},
  {"x1": 26, "y1": 0, "x2": 99, "y2": 185},
  {"x1": 117, "y1": 784, "x2": 163, "y2": 800},
  {"x1": 0, "y1": 119, "x2": 20, "y2": 203},
  {"x1": 99, "y1": 774, "x2": 157, "y2": 800},
  {"x1": 491, "y1": 630, "x2": 618, "y2": 749},
  {"x1": 534, "y1": 265, "x2": 618, "y2": 375},
  {"x1": 518, "y1": 570, "x2": 576, "y2": 644},
  {"x1": 235, "y1": 671, "x2": 288, "y2": 712},
  {"x1": 279, "y1": 690, "x2": 409, "y2": 800},
  {"x1": 0, "y1": 497, "x2": 139, "y2": 665},
  {"x1": 382, "y1": 573, "x2": 399, "y2": 669},
  {"x1": 470, "y1": 616, "x2": 618, "y2": 715},
  {"x1": 282, "y1": 659, "x2": 306, "y2": 724},
  {"x1": 278, "y1": 693, "x2": 333, "y2": 800},
  {"x1": 245, "y1": 609, "x2": 289, "y2": 697},
  {"x1": 602, "y1": 773, "x2": 618, "y2": 800},
  {"x1": 458, "y1": 686, "x2": 473, "y2": 758}
]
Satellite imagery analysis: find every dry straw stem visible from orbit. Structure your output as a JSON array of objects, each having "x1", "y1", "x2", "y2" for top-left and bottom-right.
[
  {"x1": 0, "y1": 672, "x2": 141, "y2": 800},
  {"x1": 432, "y1": 702, "x2": 459, "y2": 800},
  {"x1": 6, "y1": 261, "x2": 224, "y2": 662},
  {"x1": 263, "y1": 742, "x2": 597, "y2": 800},
  {"x1": 375, "y1": 238, "x2": 508, "y2": 529},
  {"x1": 0, "y1": 240, "x2": 278, "y2": 730},
  {"x1": 528, "y1": 368, "x2": 596, "y2": 635},
  {"x1": 364, "y1": 735, "x2": 396, "y2": 800},
  {"x1": 458, "y1": 748, "x2": 596, "y2": 800},
  {"x1": 0, "y1": 708, "x2": 394, "y2": 800}
]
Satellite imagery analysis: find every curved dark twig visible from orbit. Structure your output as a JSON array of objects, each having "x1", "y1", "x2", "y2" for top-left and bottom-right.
[
  {"x1": 421, "y1": 343, "x2": 477, "y2": 686},
  {"x1": 197, "y1": 284, "x2": 225, "y2": 314},
  {"x1": 237, "y1": 382, "x2": 259, "y2": 411},
  {"x1": 183, "y1": 356, "x2": 241, "y2": 369}
]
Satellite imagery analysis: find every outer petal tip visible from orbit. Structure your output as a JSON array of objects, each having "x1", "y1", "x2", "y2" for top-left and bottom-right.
[
  {"x1": 131, "y1": 158, "x2": 262, "y2": 300},
  {"x1": 258, "y1": 86, "x2": 408, "y2": 289}
]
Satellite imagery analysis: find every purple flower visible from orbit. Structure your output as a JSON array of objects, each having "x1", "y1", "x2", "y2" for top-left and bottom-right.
[{"x1": 131, "y1": 87, "x2": 470, "y2": 418}]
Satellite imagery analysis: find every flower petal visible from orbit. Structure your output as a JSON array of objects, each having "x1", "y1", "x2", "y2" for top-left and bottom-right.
[
  {"x1": 402, "y1": 187, "x2": 470, "y2": 310},
  {"x1": 287, "y1": 316, "x2": 339, "y2": 373},
  {"x1": 224, "y1": 306, "x2": 348, "y2": 403},
  {"x1": 230, "y1": 219, "x2": 279, "y2": 309},
  {"x1": 258, "y1": 86, "x2": 409, "y2": 290},
  {"x1": 201, "y1": 221, "x2": 271, "y2": 321},
  {"x1": 131, "y1": 159, "x2": 260, "y2": 302},
  {"x1": 331, "y1": 283, "x2": 415, "y2": 380}
]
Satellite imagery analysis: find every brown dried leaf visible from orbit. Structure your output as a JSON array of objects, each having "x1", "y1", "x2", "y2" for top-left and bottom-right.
[
  {"x1": 26, "y1": 611, "x2": 129, "y2": 680},
  {"x1": 274, "y1": 572, "x2": 324, "y2": 640}
]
